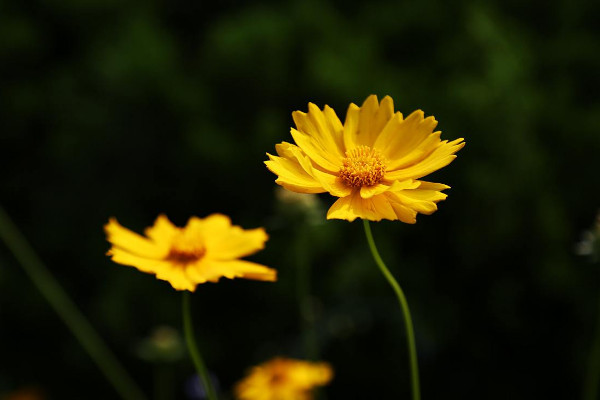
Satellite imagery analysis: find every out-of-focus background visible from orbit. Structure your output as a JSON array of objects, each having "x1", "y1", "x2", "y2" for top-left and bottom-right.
[{"x1": 1, "y1": 0, "x2": 599, "y2": 399}]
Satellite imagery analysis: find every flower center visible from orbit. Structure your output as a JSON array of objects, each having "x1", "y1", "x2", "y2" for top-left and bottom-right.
[
  {"x1": 167, "y1": 232, "x2": 206, "y2": 264},
  {"x1": 339, "y1": 145, "x2": 386, "y2": 187}
]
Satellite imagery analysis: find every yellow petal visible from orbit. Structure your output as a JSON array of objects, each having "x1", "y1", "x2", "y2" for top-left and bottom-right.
[
  {"x1": 269, "y1": 141, "x2": 348, "y2": 197},
  {"x1": 360, "y1": 179, "x2": 419, "y2": 199},
  {"x1": 105, "y1": 218, "x2": 166, "y2": 258},
  {"x1": 323, "y1": 105, "x2": 345, "y2": 144},
  {"x1": 204, "y1": 259, "x2": 277, "y2": 282},
  {"x1": 375, "y1": 110, "x2": 438, "y2": 164},
  {"x1": 343, "y1": 103, "x2": 361, "y2": 151},
  {"x1": 265, "y1": 144, "x2": 326, "y2": 194},
  {"x1": 291, "y1": 128, "x2": 341, "y2": 173},
  {"x1": 183, "y1": 214, "x2": 229, "y2": 243},
  {"x1": 391, "y1": 191, "x2": 445, "y2": 215},
  {"x1": 203, "y1": 221, "x2": 269, "y2": 260},
  {"x1": 371, "y1": 111, "x2": 403, "y2": 151},
  {"x1": 384, "y1": 138, "x2": 465, "y2": 181},
  {"x1": 108, "y1": 247, "x2": 170, "y2": 273},
  {"x1": 386, "y1": 197, "x2": 419, "y2": 224},
  {"x1": 144, "y1": 214, "x2": 178, "y2": 244},
  {"x1": 183, "y1": 259, "x2": 226, "y2": 284},
  {"x1": 355, "y1": 95, "x2": 378, "y2": 146},
  {"x1": 109, "y1": 248, "x2": 198, "y2": 291},
  {"x1": 311, "y1": 168, "x2": 352, "y2": 198},
  {"x1": 292, "y1": 103, "x2": 345, "y2": 160},
  {"x1": 416, "y1": 180, "x2": 450, "y2": 191},
  {"x1": 385, "y1": 131, "x2": 442, "y2": 171},
  {"x1": 326, "y1": 190, "x2": 397, "y2": 222},
  {"x1": 156, "y1": 264, "x2": 198, "y2": 291}
]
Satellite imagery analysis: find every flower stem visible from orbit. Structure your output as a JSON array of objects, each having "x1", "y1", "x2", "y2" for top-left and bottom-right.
[
  {"x1": 362, "y1": 220, "x2": 421, "y2": 400},
  {"x1": 182, "y1": 292, "x2": 218, "y2": 400},
  {"x1": 0, "y1": 205, "x2": 146, "y2": 400}
]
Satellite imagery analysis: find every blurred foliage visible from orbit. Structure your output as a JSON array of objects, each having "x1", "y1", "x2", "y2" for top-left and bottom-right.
[{"x1": 1, "y1": 0, "x2": 599, "y2": 399}]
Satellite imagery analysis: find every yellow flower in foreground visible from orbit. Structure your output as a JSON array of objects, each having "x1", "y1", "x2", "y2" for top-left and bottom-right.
[
  {"x1": 235, "y1": 358, "x2": 333, "y2": 400},
  {"x1": 105, "y1": 214, "x2": 276, "y2": 291},
  {"x1": 265, "y1": 95, "x2": 465, "y2": 222}
]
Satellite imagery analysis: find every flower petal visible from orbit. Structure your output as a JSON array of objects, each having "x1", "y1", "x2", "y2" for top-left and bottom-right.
[
  {"x1": 144, "y1": 214, "x2": 178, "y2": 244},
  {"x1": 311, "y1": 169, "x2": 353, "y2": 197},
  {"x1": 156, "y1": 264, "x2": 198, "y2": 291},
  {"x1": 326, "y1": 190, "x2": 397, "y2": 222},
  {"x1": 265, "y1": 143, "x2": 326, "y2": 194},
  {"x1": 291, "y1": 128, "x2": 341, "y2": 173},
  {"x1": 105, "y1": 218, "x2": 167, "y2": 258},
  {"x1": 343, "y1": 102, "x2": 361, "y2": 151},
  {"x1": 360, "y1": 179, "x2": 419, "y2": 199},
  {"x1": 384, "y1": 138, "x2": 465, "y2": 181},
  {"x1": 293, "y1": 103, "x2": 345, "y2": 160},
  {"x1": 385, "y1": 196, "x2": 419, "y2": 224},
  {"x1": 108, "y1": 247, "x2": 170, "y2": 273},
  {"x1": 375, "y1": 110, "x2": 438, "y2": 165},
  {"x1": 386, "y1": 130, "x2": 442, "y2": 171},
  {"x1": 390, "y1": 190, "x2": 446, "y2": 215},
  {"x1": 198, "y1": 259, "x2": 277, "y2": 282},
  {"x1": 203, "y1": 221, "x2": 269, "y2": 260},
  {"x1": 270, "y1": 141, "x2": 350, "y2": 198}
]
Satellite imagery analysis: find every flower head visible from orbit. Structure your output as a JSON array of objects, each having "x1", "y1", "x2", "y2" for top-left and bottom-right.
[
  {"x1": 234, "y1": 357, "x2": 333, "y2": 400},
  {"x1": 105, "y1": 214, "x2": 276, "y2": 291},
  {"x1": 265, "y1": 95, "x2": 465, "y2": 222}
]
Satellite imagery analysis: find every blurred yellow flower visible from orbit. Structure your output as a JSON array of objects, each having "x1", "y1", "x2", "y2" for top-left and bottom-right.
[
  {"x1": 265, "y1": 95, "x2": 465, "y2": 222},
  {"x1": 234, "y1": 357, "x2": 333, "y2": 400},
  {"x1": 105, "y1": 214, "x2": 276, "y2": 291},
  {"x1": 2, "y1": 388, "x2": 45, "y2": 400}
]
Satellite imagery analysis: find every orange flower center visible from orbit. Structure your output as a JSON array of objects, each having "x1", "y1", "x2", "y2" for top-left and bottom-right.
[
  {"x1": 167, "y1": 232, "x2": 206, "y2": 264},
  {"x1": 339, "y1": 146, "x2": 386, "y2": 187}
]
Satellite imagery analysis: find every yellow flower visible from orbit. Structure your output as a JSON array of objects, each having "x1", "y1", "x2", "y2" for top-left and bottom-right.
[
  {"x1": 104, "y1": 214, "x2": 276, "y2": 291},
  {"x1": 234, "y1": 357, "x2": 333, "y2": 400},
  {"x1": 265, "y1": 95, "x2": 465, "y2": 222}
]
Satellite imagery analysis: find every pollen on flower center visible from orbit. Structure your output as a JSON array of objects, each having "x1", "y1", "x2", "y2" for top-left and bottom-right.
[
  {"x1": 339, "y1": 145, "x2": 387, "y2": 187},
  {"x1": 167, "y1": 232, "x2": 206, "y2": 264}
]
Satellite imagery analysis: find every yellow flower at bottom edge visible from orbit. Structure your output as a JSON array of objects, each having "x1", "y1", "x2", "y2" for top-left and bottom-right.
[
  {"x1": 104, "y1": 214, "x2": 276, "y2": 291},
  {"x1": 234, "y1": 358, "x2": 333, "y2": 400},
  {"x1": 265, "y1": 95, "x2": 465, "y2": 222}
]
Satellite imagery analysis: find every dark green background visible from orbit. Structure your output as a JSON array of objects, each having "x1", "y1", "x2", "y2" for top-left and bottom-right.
[{"x1": 1, "y1": 0, "x2": 599, "y2": 398}]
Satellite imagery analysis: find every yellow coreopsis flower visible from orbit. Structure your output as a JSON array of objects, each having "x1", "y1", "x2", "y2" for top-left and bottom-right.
[
  {"x1": 234, "y1": 357, "x2": 333, "y2": 400},
  {"x1": 265, "y1": 95, "x2": 465, "y2": 222},
  {"x1": 104, "y1": 214, "x2": 276, "y2": 291}
]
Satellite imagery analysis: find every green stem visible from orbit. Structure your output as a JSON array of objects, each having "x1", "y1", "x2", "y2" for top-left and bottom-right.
[
  {"x1": 363, "y1": 220, "x2": 421, "y2": 400},
  {"x1": 182, "y1": 292, "x2": 218, "y2": 400},
  {"x1": 0, "y1": 205, "x2": 146, "y2": 400}
]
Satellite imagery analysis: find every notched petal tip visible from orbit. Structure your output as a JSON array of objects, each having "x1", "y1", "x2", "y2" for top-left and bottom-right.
[
  {"x1": 362, "y1": 94, "x2": 379, "y2": 106},
  {"x1": 104, "y1": 217, "x2": 119, "y2": 232}
]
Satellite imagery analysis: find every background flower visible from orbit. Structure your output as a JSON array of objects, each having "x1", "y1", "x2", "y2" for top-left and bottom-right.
[
  {"x1": 234, "y1": 358, "x2": 332, "y2": 400},
  {"x1": 105, "y1": 214, "x2": 276, "y2": 291}
]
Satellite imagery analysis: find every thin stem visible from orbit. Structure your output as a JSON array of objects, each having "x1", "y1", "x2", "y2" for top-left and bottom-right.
[
  {"x1": 0, "y1": 205, "x2": 146, "y2": 400},
  {"x1": 363, "y1": 220, "x2": 421, "y2": 400},
  {"x1": 182, "y1": 292, "x2": 218, "y2": 400}
]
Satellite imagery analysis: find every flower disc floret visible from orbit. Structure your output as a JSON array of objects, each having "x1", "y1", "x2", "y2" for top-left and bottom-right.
[{"x1": 339, "y1": 145, "x2": 386, "y2": 187}]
